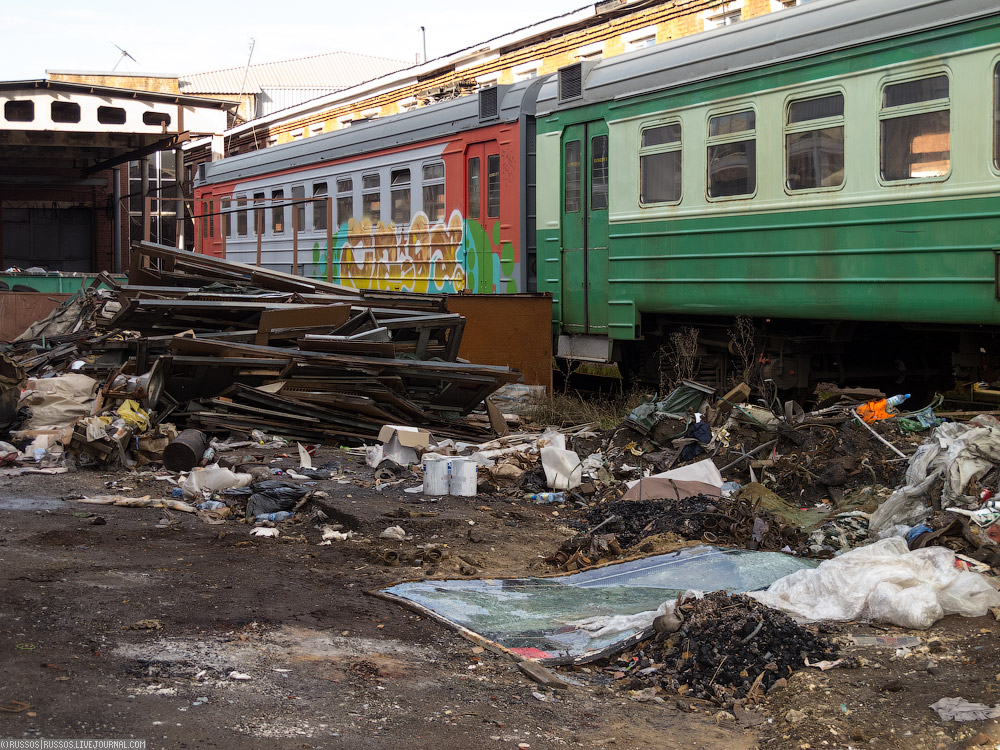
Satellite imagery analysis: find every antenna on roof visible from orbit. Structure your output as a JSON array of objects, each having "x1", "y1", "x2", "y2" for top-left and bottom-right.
[
  {"x1": 236, "y1": 37, "x2": 256, "y2": 124},
  {"x1": 110, "y1": 42, "x2": 139, "y2": 73},
  {"x1": 420, "y1": 26, "x2": 427, "y2": 64}
]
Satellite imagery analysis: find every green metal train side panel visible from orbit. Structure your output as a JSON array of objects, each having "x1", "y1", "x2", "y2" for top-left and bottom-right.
[{"x1": 537, "y1": 13, "x2": 1000, "y2": 341}]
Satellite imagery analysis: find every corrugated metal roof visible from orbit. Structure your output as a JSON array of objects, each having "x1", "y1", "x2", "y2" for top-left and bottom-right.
[
  {"x1": 257, "y1": 87, "x2": 345, "y2": 117},
  {"x1": 179, "y1": 51, "x2": 408, "y2": 94}
]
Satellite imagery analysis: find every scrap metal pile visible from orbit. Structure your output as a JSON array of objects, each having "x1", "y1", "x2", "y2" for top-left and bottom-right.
[{"x1": 0, "y1": 241, "x2": 520, "y2": 465}]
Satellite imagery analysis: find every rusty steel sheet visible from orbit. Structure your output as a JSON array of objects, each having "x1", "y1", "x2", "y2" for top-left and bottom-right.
[
  {"x1": 0, "y1": 292, "x2": 71, "y2": 341},
  {"x1": 447, "y1": 293, "x2": 552, "y2": 390}
]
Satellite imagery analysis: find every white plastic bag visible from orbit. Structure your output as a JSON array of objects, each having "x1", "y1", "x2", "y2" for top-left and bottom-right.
[
  {"x1": 540, "y1": 445, "x2": 582, "y2": 490},
  {"x1": 751, "y1": 537, "x2": 1000, "y2": 629},
  {"x1": 181, "y1": 465, "x2": 253, "y2": 500}
]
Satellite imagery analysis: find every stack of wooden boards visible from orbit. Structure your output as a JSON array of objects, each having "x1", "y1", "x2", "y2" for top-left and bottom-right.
[{"x1": 3, "y1": 241, "x2": 522, "y2": 444}]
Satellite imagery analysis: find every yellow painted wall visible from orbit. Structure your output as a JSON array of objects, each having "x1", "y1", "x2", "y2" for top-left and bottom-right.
[{"x1": 239, "y1": 0, "x2": 790, "y2": 151}]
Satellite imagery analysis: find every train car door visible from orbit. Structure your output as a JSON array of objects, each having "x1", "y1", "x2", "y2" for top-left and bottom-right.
[
  {"x1": 560, "y1": 121, "x2": 609, "y2": 334},
  {"x1": 465, "y1": 140, "x2": 500, "y2": 294}
]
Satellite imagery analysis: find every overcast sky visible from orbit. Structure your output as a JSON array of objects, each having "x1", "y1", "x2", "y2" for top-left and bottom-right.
[{"x1": 5, "y1": 0, "x2": 589, "y2": 80}]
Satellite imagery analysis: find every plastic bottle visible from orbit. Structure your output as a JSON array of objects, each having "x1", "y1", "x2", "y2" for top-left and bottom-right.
[
  {"x1": 528, "y1": 492, "x2": 566, "y2": 504},
  {"x1": 197, "y1": 500, "x2": 227, "y2": 511},
  {"x1": 886, "y1": 394, "x2": 911, "y2": 408},
  {"x1": 255, "y1": 511, "x2": 294, "y2": 522}
]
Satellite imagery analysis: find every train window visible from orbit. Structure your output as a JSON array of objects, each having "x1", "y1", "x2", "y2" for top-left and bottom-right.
[
  {"x1": 362, "y1": 173, "x2": 381, "y2": 223},
  {"x1": 271, "y1": 189, "x2": 284, "y2": 234},
  {"x1": 222, "y1": 199, "x2": 232, "y2": 237},
  {"x1": 236, "y1": 196, "x2": 247, "y2": 237},
  {"x1": 785, "y1": 93, "x2": 844, "y2": 191},
  {"x1": 253, "y1": 192, "x2": 264, "y2": 235},
  {"x1": 707, "y1": 109, "x2": 756, "y2": 198},
  {"x1": 291, "y1": 185, "x2": 305, "y2": 232},
  {"x1": 639, "y1": 123, "x2": 682, "y2": 204},
  {"x1": 313, "y1": 183, "x2": 327, "y2": 231},
  {"x1": 208, "y1": 200, "x2": 215, "y2": 239},
  {"x1": 201, "y1": 202, "x2": 208, "y2": 239},
  {"x1": 487, "y1": 154, "x2": 500, "y2": 218},
  {"x1": 591, "y1": 135, "x2": 609, "y2": 211},
  {"x1": 564, "y1": 141, "x2": 582, "y2": 212},
  {"x1": 423, "y1": 162, "x2": 445, "y2": 223},
  {"x1": 880, "y1": 74, "x2": 950, "y2": 181},
  {"x1": 337, "y1": 177, "x2": 353, "y2": 226},
  {"x1": 994, "y1": 63, "x2": 1000, "y2": 170},
  {"x1": 467, "y1": 158, "x2": 481, "y2": 220},
  {"x1": 390, "y1": 168, "x2": 410, "y2": 224}
]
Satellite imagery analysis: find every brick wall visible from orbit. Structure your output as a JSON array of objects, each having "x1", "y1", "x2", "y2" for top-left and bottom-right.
[
  {"x1": 243, "y1": 0, "x2": 786, "y2": 151},
  {"x1": 48, "y1": 73, "x2": 181, "y2": 95}
]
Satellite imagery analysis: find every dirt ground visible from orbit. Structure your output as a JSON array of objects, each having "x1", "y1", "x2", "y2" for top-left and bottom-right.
[{"x1": 1, "y1": 447, "x2": 998, "y2": 750}]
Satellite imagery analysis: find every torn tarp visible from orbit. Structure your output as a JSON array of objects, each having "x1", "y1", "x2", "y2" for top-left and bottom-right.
[{"x1": 379, "y1": 545, "x2": 814, "y2": 662}]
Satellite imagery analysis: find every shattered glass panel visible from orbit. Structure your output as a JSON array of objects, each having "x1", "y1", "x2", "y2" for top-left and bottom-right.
[{"x1": 383, "y1": 546, "x2": 814, "y2": 661}]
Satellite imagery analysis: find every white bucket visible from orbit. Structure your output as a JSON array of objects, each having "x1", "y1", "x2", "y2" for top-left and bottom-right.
[
  {"x1": 422, "y1": 457, "x2": 449, "y2": 496},
  {"x1": 448, "y1": 457, "x2": 478, "y2": 497}
]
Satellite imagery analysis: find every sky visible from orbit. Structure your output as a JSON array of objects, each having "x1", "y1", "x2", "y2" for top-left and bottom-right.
[{"x1": 4, "y1": 0, "x2": 591, "y2": 80}]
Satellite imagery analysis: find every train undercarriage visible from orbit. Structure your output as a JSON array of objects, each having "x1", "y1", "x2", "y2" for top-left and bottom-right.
[{"x1": 560, "y1": 315, "x2": 1000, "y2": 404}]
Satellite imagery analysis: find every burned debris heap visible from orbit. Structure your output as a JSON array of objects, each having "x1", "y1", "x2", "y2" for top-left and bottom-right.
[{"x1": 0, "y1": 241, "x2": 520, "y2": 464}]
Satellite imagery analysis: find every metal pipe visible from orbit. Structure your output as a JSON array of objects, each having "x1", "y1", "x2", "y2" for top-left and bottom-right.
[
  {"x1": 421, "y1": 26, "x2": 427, "y2": 63},
  {"x1": 112, "y1": 166, "x2": 122, "y2": 273}
]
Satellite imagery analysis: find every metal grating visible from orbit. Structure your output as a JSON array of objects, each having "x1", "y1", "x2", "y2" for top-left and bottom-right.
[
  {"x1": 479, "y1": 87, "x2": 499, "y2": 121},
  {"x1": 559, "y1": 64, "x2": 584, "y2": 102}
]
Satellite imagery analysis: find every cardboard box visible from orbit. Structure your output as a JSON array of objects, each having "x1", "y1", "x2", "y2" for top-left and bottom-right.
[{"x1": 377, "y1": 425, "x2": 432, "y2": 466}]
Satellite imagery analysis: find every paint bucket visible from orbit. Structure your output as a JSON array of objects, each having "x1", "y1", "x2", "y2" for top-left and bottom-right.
[
  {"x1": 422, "y1": 456, "x2": 449, "y2": 496},
  {"x1": 448, "y1": 457, "x2": 478, "y2": 497}
]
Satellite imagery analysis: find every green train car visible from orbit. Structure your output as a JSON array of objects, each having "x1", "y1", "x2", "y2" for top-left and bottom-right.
[{"x1": 534, "y1": 0, "x2": 1000, "y2": 389}]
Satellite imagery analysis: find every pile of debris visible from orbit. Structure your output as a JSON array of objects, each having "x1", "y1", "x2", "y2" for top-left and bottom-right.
[
  {"x1": 616, "y1": 591, "x2": 840, "y2": 704},
  {"x1": 0, "y1": 241, "x2": 521, "y2": 468},
  {"x1": 548, "y1": 494, "x2": 807, "y2": 570}
]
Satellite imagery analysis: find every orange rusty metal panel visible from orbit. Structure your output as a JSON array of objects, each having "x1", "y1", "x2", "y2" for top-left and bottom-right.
[
  {"x1": 0, "y1": 292, "x2": 71, "y2": 341},
  {"x1": 448, "y1": 293, "x2": 552, "y2": 390}
]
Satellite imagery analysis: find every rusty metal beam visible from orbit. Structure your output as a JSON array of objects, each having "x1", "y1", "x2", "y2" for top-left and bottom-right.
[{"x1": 83, "y1": 131, "x2": 189, "y2": 176}]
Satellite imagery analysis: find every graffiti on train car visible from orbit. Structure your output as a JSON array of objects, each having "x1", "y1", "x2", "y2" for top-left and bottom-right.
[{"x1": 308, "y1": 209, "x2": 519, "y2": 294}]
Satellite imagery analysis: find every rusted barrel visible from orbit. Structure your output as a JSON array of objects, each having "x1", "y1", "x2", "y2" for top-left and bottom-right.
[{"x1": 163, "y1": 429, "x2": 209, "y2": 472}]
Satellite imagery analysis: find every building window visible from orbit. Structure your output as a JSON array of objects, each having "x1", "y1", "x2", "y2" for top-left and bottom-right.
[
  {"x1": 576, "y1": 42, "x2": 603, "y2": 62},
  {"x1": 623, "y1": 26, "x2": 658, "y2": 52},
  {"x1": 127, "y1": 150, "x2": 178, "y2": 248},
  {"x1": 143, "y1": 112, "x2": 170, "y2": 127},
  {"x1": 291, "y1": 128, "x2": 304, "y2": 141},
  {"x1": 290, "y1": 185, "x2": 304, "y2": 231},
  {"x1": 236, "y1": 195, "x2": 248, "y2": 237},
  {"x1": 786, "y1": 92, "x2": 845, "y2": 190},
  {"x1": 271, "y1": 189, "x2": 284, "y2": 234},
  {"x1": 564, "y1": 141, "x2": 582, "y2": 213},
  {"x1": 770, "y1": 0, "x2": 799, "y2": 9},
  {"x1": 512, "y1": 61, "x2": 541, "y2": 82},
  {"x1": 591, "y1": 135, "x2": 609, "y2": 210},
  {"x1": 362, "y1": 173, "x2": 381, "y2": 223},
  {"x1": 390, "y1": 168, "x2": 410, "y2": 224},
  {"x1": 880, "y1": 74, "x2": 950, "y2": 181},
  {"x1": 422, "y1": 162, "x2": 445, "y2": 222},
  {"x1": 337, "y1": 177, "x2": 353, "y2": 226},
  {"x1": 467, "y1": 158, "x2": 481, "y2": 220},
  {"x1": 51, "y1": 101, "x2": 81, "y2": 123},
  {"x1": 639, "y1": 122, "x2": 682, "y2": 204},
  {"x1": 313, "y1": 182, "x2": 327, "y2": 231},
  {"x1": 705, "y1": 1, "x2": 742, "y2": 29},
  {"x1": 707, "y1": 109, "x2": 756, "y2": 198},
  {"x1": 4, "y1": 100, "x2": 34, "y2": 122},
  {"x1": 97, "y1": 106, "x2": 126, "y2": 125},
  {"x1": 487, "y1": 154, "x2": 501, "y2": 218}
]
